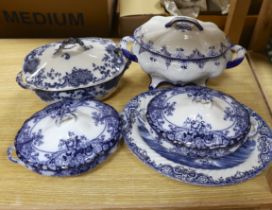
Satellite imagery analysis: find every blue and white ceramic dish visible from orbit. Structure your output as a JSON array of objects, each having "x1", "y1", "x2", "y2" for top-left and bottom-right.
[
  {"x1": 122, "y1": 89, "x2": 272, "y2": 186},
  {"x1": 17, "y1": 37, "x2": 130, "y2": 103},
  {"x1": 138, "y1": 114, "x2": 257, "y2": 169},
  {"x1": 137, "y1": 108, "x2": 252, "y2": 159},
  {"x1": 146, "y1": 86, "x2": 250, "y2": 150},
  {"x1": 7, "y1": 99, "x2": 121, "y2": 176},
  {"x1": 120, "y1": 16, "x2": 246, "y2": 88}
]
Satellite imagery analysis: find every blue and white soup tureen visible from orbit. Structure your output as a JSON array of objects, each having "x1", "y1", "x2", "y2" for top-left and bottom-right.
[
  {"x1": 7, "y1": 99, "x2": 121, "y2": 176},
  {"x1": 120, "y1": 16, "x2": 246, "y2": 88},
  {"x1": 17, "y1": 37, "x2": 130, "y2": 103}
]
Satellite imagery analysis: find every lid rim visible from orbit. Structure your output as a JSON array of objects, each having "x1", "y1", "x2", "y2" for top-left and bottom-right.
[
  {"x1": 18, "y1": 66, "x2": 126, "y2": 92},
  {"x1": 15, "y1": 135, "x2": 120, "y2": 172},
  {"x1": 133, "y1": 36, "x2": 232, "y2": 61},
  {"x1": 14, "y1": 99, "x2": 121, "y2": 171}
]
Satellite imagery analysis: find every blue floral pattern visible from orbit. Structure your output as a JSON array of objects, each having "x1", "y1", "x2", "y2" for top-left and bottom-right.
[
  {"x1": 137, "y1": 110, "x2": 250, "y2": 160},
  {"x1": 21, "y1": 38, "x2": 129, "y2": 91},
  {"x1": 138, "y1": 119, "x2": 256, "y2": 170},
  {"x1": 23, "y1": 44, "x2": 52, "y2": 74},
  {"x1": 121, "y1": 89, "x2": 272, "y2": 186},
  {"x1": 134, "y1": 29, "x2": 229, "y2": 69},
  {"x1": 131, "y1": 24, "x2": 231, "y2": 69},
  {"x1": 13, "y1": 99, "x2": 121, "y2": 176},
  {"x1": 34, "y1": 75, "x2": 121, "y2": 103},
  {"x1": 134, "y1": 38, "x2": 227, "y2": 69},
  {"x1": 134, "y1": 25, "x2": 231, "y2": 61},
  {"x1": 146, "y1": 86, "x2": 250, "y2": 149}
]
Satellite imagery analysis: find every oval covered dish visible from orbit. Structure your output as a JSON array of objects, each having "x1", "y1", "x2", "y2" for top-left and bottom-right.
[
  {"x1": 17, "y1": 37, "x2": 130, "y2": 102},
  {"x1": 137, "y1": 108, "x2": 250, "y2": 159},
  {"x1": 7, "y1": 99, "x2": 121, "y2": 176},
  {"x1": 121, "y1": 88, "x2": 272, "y2": 186},
  {"x1": 120, "y1": 16, "x2": 246, "y2": 88},
  {"x1": 146, "y1": 86, "x2": 250, "y2": 150}
]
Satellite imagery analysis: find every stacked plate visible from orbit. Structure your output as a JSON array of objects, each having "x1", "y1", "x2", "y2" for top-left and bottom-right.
[{"x1": 122, "y1": 86, "x2": 272, "y2": 186}]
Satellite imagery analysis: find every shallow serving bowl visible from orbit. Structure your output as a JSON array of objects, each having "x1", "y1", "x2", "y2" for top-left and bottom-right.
[{"x1": 17, "y1": 37, "x2": 130, "y2": 103}]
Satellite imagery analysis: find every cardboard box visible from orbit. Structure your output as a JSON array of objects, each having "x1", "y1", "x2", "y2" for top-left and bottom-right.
[
  {"x1": 118, "y1": 0, "x2": 165, "y2": 37},
  {"x1": 118, "y1": 0, "x2": 228, "y2": 37},
  {"x1": 0, "y1": 0, "x2": 116, "y2": 37}
]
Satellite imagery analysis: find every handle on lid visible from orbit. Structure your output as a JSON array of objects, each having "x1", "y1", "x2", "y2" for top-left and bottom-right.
[
  {"x1": 165, "y1": 17, "x2": 203, "y2": 31},
  {"x1": 7, "y1": 145, "x2": 25, "y2": 167},
  {"x1": 54, "y1": 37, "x2": 90, "y2": 55},
  {"x1": 247, "y1": 117, "x2": 259, "y2": 138},
  {"x1": 16, "y1": 71, "x2": 32, "y2": 89}
]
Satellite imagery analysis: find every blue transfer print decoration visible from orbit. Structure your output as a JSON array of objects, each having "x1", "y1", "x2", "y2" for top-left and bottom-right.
[
  {"x1": 137, "y1": 110, "x2": 249, "y2": 160},
  {"x1": 12, "y1": 99, "x2": 121, "y2": 176},
  {"x1": 138, "y1": 120, "x2": 256, "y2": 170},
  {"x1": 21, "y1": 38, "x2": 128, "y2": 91},
  {"x1": 121, "y1": 89, "x2": 272, "y2": 186},
  {"x1": 133, "y1": 25, "x2": 231, "y2": 68},
  {"x1": 146, "y1": 86, "x2": 250, "y2": 150},
  {"x1": 134, "y1": 25, "x2": 230, "y2": 60},
  {"x1": 34, "y1": 74, "x2": 121, "y2": 103}
]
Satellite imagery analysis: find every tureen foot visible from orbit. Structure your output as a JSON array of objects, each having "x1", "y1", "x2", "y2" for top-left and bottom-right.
[
  {"x1": 149, "y1": 76, "x2": 165, "y2": 89},
  {"x1": 193, "y1": 78, "x2": 208, "y2": 86}
]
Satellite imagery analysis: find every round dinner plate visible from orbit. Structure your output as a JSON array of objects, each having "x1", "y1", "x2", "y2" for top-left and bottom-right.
[{"x1": 121, "y1": 89, "x2": 272, "y2": 186}]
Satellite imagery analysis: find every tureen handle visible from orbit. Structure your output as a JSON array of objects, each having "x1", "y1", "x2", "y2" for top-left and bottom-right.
[
  {"x1": 16, "y1": 71, "x2": 32, "y2": 89},
  {"x1": 165, "y1": 17, "x2": 203, "y2": 31},
  {"x1": 7, "y1": 145, "x2": 26, "y2": 167},
  {"x1": 226, "y1": 45, "x2": 246, "y2": 69},
  {"x1": 54, "y1": 37, "x2": 90, "y2": 55},
  {"x1": 120, "y1": 36, "x2": 138, "y2": 62},
  {"x1": 247, "y1": 118, "x2": 259, "y2": 138}
]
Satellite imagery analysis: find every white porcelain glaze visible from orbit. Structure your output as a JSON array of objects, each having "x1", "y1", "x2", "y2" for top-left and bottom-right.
[
  {"x1": 139, "y1": 107, "x2": 253, "y2": 159},
  {"x1": 120, "y1": 16, "x2": 246, "y2": 88},
  {"x1": 7, "y1": 99, "x2": 121, "y2": 176},
  {"x1": 146, "y1": 86, "x2": 250, "y2": 149},
  {"x1": 17, "y1": 37, "x2": 130, "y2": 102},
  {"x1": 121, "y1": 89, "x2": 272, "y2": 186}
]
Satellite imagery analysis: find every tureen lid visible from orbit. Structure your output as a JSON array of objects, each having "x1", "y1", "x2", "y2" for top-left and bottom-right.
[
  {"x1": 19, "y1": 38, "x2": 128, "y2": 91},
  {"x1": 146, "y1": 86, "x2": 250, "y2": 149},
  {"x1": 14, "y1": 99, "x2": 120, "y2": 172},
  {"x1": 133, "y1": 16, "x2": 232, "y2": 60}
]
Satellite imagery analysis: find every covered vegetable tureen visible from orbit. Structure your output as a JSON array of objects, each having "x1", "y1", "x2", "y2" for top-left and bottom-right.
[
  {"x1": 17, "y1": 37, "x2": 130, "y2": 103},
  {"x1": 120, "y1": 16, "x2": 246, "y2": 88},
  {"x1": 146, "y1": 86, "x2": 250, "y2": 150},
  {"x1": 8, "y1": 99, "x2": 121, "y2": 176}
]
